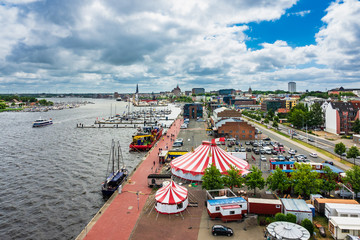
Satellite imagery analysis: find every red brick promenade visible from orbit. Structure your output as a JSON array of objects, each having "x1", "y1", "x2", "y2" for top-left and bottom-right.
[{"x1": 82, "y1": 119, "x2": 182, "y2": 240}]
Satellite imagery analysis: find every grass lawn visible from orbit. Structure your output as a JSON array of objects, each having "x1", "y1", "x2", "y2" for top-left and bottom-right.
[{"x1": 313, "y1": 215, "x2": 333, "y2": 239}]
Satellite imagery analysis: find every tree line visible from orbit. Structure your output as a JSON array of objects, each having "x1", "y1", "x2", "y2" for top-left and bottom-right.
[{"x1": 202, "y1": 163, "x2": 360, "y2": 199}]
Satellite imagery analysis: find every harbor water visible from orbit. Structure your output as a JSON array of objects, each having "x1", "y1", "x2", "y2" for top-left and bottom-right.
[{"x1": 0, "y1": 99, "x2": 178, "y2": 240}]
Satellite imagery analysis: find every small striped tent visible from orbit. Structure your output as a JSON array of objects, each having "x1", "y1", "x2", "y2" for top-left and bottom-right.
[{"x1": 155, "y1": 181, "x2": 188, "y2": 214}]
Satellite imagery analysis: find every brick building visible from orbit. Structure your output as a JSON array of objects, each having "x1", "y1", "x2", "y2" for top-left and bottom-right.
[
  {"x1": 213, "y1": 119, "x2": 255, "y2": 140},
  {"x1": 183, "y1": 103, "x2": 203, "y2": 119},
  {"x1": 325, "y1": 102, "x2": 360, "y2": 135},
  {"x1": 211, "y1": 107, "x2": 242, "y2": 125}
]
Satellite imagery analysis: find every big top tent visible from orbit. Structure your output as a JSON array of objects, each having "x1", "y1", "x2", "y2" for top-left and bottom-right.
[
  {"x1": 155, "y1": 181, "x2": 188, "y2": 214},
  {"x1": 170, "y1": 141, "x2": 250, "y2": 181}
]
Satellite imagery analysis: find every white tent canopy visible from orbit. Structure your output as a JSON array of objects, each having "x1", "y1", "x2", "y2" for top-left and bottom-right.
[
  {"x1": 266, "y1": 221, "x2": 310, "y2": 240},
  {"x1": 170, "y1": 141, "x2": 250, "y2": 181}
]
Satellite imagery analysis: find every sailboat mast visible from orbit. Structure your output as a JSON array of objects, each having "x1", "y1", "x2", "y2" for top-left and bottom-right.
[{"x1": 112, "y1": 140, "x2": 115, "y2": 173}]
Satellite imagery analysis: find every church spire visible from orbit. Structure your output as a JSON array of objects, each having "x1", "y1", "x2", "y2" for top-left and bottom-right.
[{"x1": 135, "y1": 84, "x2": 139, "y2": 94}]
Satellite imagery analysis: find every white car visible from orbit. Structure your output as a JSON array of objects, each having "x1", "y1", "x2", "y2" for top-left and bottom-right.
[
  {"x1": 288, "y1": 149, "x2": 296, "y2": 155},
  {"x1": 260, "y1": 155, "x2": 267, "y2": 161},
  {"x1": 309, "y1": 153, "x2": 318, "y2": 158}
]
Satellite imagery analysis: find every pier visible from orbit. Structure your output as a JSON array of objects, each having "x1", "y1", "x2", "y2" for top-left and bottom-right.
[{"x1": 76, "y1": 118, "x2": 183, "y2": 240}]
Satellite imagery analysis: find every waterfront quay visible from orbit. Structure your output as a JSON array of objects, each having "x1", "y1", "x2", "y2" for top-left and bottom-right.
[{"x1": 77, "y1": 118, "x2": 183, "y2": 240}]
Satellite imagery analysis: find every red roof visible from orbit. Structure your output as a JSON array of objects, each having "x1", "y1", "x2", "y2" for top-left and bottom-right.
[{"x1": 155, "y1": 181, "x2": 188, "y2": 205}]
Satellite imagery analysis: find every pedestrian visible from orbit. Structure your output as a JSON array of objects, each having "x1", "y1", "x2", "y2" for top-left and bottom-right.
[{"x1": 153, "y1": 160, "x2": 155, "y2": 166}]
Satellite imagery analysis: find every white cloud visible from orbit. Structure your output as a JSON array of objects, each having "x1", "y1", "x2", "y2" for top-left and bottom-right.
[
  {"x1": 287, "y1": 10, "x2": 311, "y2": 17},
  {"x1": 0, "y1": 0, "x2": 359, "y2": 93}
]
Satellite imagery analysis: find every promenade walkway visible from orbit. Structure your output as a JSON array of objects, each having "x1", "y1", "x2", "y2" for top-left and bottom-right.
[{"x1": 80, "y1": 119, "x2": 183, "y2": 240}]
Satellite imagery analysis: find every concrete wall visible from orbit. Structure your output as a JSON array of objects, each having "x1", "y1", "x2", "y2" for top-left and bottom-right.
[{"x1": 325, "y1": 103, "x2": 338, "y2": 134}]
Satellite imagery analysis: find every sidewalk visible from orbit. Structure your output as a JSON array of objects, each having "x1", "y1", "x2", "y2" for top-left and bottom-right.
[{"x1": 78, "y1": 119, "x2": 183, "y2": 240}]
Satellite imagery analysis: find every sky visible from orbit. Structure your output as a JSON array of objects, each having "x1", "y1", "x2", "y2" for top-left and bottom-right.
[{"x1": 1, "y1": 0, "x2": 360, "y2": 94}]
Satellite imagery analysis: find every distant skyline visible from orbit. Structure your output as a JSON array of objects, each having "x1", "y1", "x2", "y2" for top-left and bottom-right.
[{"x1": 1, "y1": 0, "x2": 360, "y2": 93}]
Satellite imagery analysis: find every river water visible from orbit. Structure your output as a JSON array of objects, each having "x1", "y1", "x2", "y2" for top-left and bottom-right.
[{"x1": 0, "y1": 99, "x2": 178, "y2": 240}]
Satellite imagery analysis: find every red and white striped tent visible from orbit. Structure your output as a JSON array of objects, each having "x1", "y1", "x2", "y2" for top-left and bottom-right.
[
  {"x1": 155, "y1": 181, "x2": 188, "y2": 214},
  {"x1": 170, "y1": 141, "x2": 250, "y2": 181}
]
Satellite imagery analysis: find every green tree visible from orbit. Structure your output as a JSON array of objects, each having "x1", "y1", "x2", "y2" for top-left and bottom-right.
[
  {"x1": 267, "y1": 109, "x2": 274, "y2": 120},
  {"x1": 286, "y1": 213, "x2": 297, "y2": 223},
  {"x1": 275, "y1": 213, "x2": 287, "y2": 221},
  {"x1": 273, "y1": 116, "x2": 279, "y2": 123},
  {"x1": 266, "y1": 167, "x2": 290, "y2": 197},
  {"x1": 353, "y1": 119, "x2": 360, "y2": 134},
  {"x1": 291, "y1": 163, "x2": 322, "y2": 199},
  {"x1": 322, "y1": 166, "x2": 338, "y2": 197},
  {"x1": 343, "y1": 165, "x2": 360, "y2": 196},
  {"x1": 0, "y1": 102, "x2": 7, "y2": 109},
  {"x1": 334, "y1": 142, "x2": 346, "y2": 159},
  {"x1": 201, "y1": 164, "x2": 224, "y2": 190},
  {"x1": 245, "y1": 166, "x2": 265, "y2": 196},
  {"x1": 288, "y1": 109, "x2": 306, "y2": 129},
  {"x1": 308, "y1": 103, "x2": 324, "y2": 127},
  {"x1": 223, "y1": 165, "x2": 244, "y2": 190},
  {"x1": 347, "y1": 146, "x2": 360, "y2": 165},
  {"x1": 301, "y1": 219, "x2": 314, "y2": 236},
  {"x1": 272, "y1": 121, "x2": 278, "y2": 129},
  {"x1": 264, "y1": 118, "x2": 269, "y2": 124}
]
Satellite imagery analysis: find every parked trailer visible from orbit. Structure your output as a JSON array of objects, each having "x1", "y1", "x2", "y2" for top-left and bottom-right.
[
  {"x1": 147, "y1": 174, "x2": 172, "y2": 188},
  {"x1": 248, "y1": 198, "x2": 282, "y2": 215},
  {"x1": 314, "y1": 198, "x2": 359, "y2": 214}
]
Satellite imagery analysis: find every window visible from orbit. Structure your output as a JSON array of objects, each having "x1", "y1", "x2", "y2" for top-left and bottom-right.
[
  {"x1": 221, "y1": 131, "x2": 224, "y2": 133},
  {"x1": 229, "y1": 130, "x2": 232, "y2": 133},
  {"x1": 242, "y1": 130, "x2": 245, "y2": 133},
  {"x1": 230, "y1": 211, "x2": 235, "y2": 215},
  {"x1": 350, "y1": 214, "x2": 358, "y2": 217},
  {"x1": 249, "y1": 135, "x2": 252, "y2": 138},
  {"x1": 215, "y1": 206, "x2": 220, "y2": 211},
  {"x1": 340, "y1": 214, "x2": 348, "y2": 217},
  {"x1": 236, "y1": 130, "x2": 239, "y2": 133},
  {"x1": 249, "y1": 130, "x2": 252, "y2": 133},
  {"x1": 177, "y1": 202, "x2": 183, "y2": 209},
  {"x1": 341, "y1": 229, "x2": 350, "y2": 233},
  {"x1": 239, "y1": 205, "x2": 242, "y2": 208},
  {"x1": 242, "y1": 135, "x2": 245, "y2": 138},
  {"x1": 276, "y1": 205, "x2": 281, "y2": 208},
  {"x1": 290, "y1": 164, "x2": 294, "y2": 168}
]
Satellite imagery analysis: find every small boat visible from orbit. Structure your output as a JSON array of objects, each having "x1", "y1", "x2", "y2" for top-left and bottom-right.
[
  {"x1": 116, "y1": 97, "x2": 122, "y2": 101},
  {"x1": 129, "y1": 125, "x2": 163, "y2": 151},
  {"x1": 102, "y1": 140, "x2": 128, "y2": 197},
  {"x1": 32, "y1": 118, "x2": 53, "y2": 127}
]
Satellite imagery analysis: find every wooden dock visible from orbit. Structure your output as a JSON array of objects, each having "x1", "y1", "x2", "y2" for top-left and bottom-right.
[{"x1": 76, "y1": 123, "x2": 145, "y2": 128}]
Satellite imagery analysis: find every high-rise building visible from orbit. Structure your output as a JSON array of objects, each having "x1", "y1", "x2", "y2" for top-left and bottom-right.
[{"x1": 288, "y1": 82, "x2": 296, "y2": 93}]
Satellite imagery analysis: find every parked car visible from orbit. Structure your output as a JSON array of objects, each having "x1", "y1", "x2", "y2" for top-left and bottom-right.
[
  {"x1": 277, "y1": 155, "x2": 285, "y2": 161},
  {"x1": 246, "y1": 147, "x2": 252, "y2": 152},
  {"x1": 240, "y1": 147, "x2": 246, "y2": 152},
  {"x1": 234, "y1": 147, "x2": 239, "y2": 152},
  {"x1": 288, "y1": 149, "x2": 296, "y2": 155},
  {"x1": 323, "y1": 160, "x2": 334, "y2": 165},
  {"x1": 308, "y1": 138, "x2": 315, "y2": 142},
  {"x1": 245, "y1": 141, "x2": 250, "y2": 145},
  {"x1": 212, "y1": 225, "x2": 233, "y2": 237},
  {"x1": 260, "y1": 149, "x2": 265, "y2": 154},
  {"x1": 254, "y1": 149, "x2": 260, "y2": 155},
  {"x1": 264, "y1": 137, "x2": 271, "y2": 141},
  {"x1": 260, "y1": 155, "x2": 267, "y2": 161},
  {"x1": 227, "y1": 138, "x2": 236, "y2": 141},
  {"x1": 271, "y1": 149, "x2": 278, "y2": 155},
  {"x1": 309, "y1": 152, "x2": 318, "y2": 158}
]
